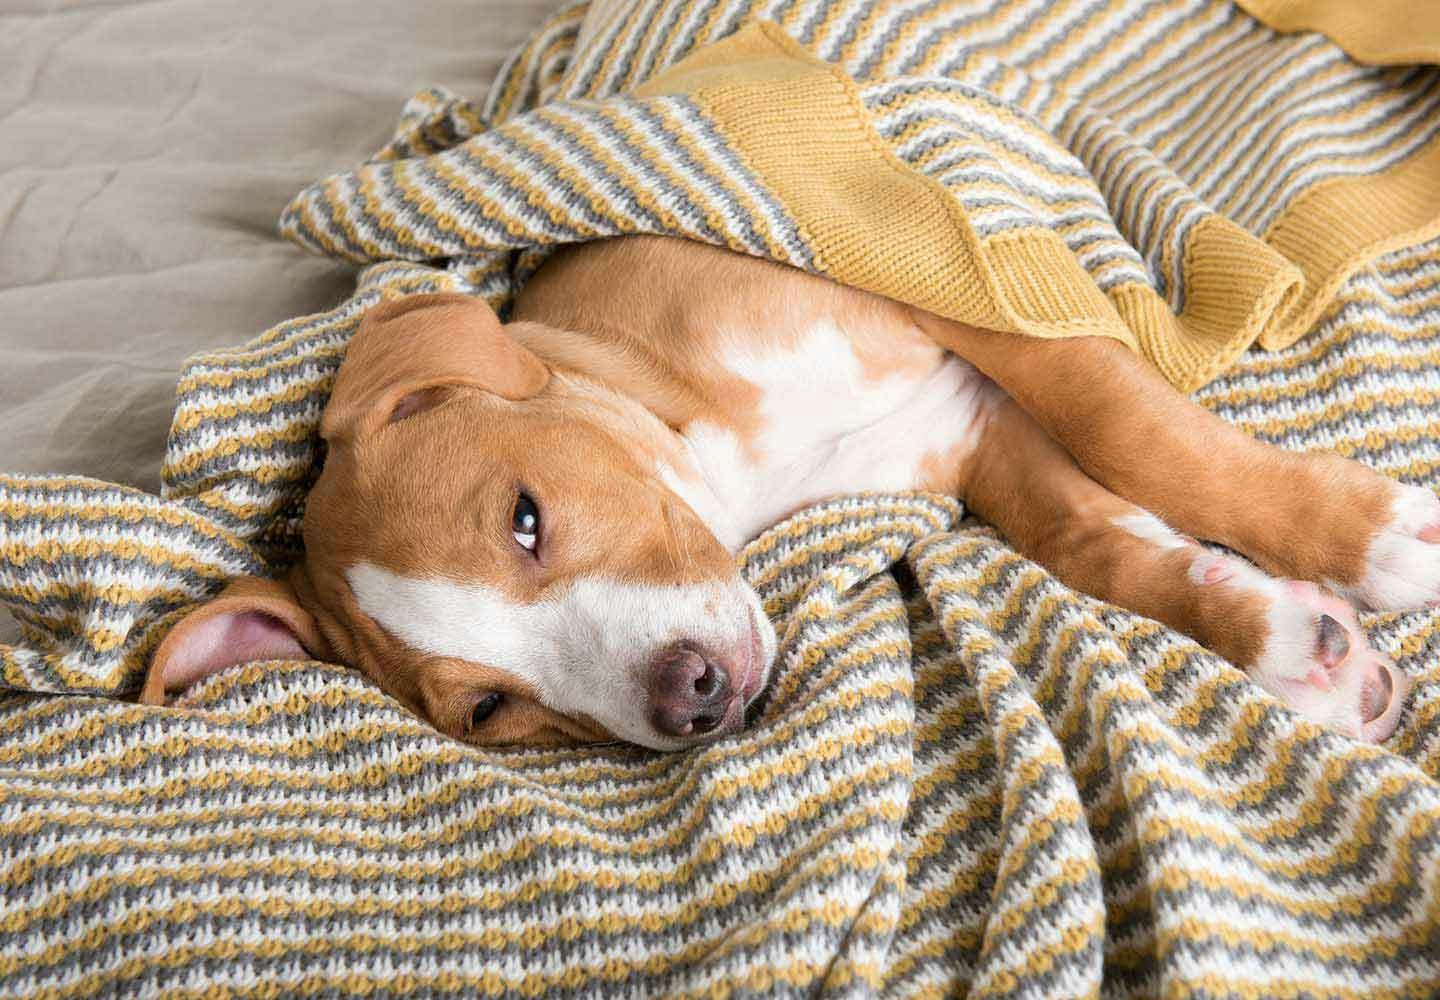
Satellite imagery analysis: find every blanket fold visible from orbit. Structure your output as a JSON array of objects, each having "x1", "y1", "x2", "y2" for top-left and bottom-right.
[
  {"x1": 1235, "y1": 0, "x2": 1440, "y2": 66},
  {"x1": 279, "y1": 0, "x2": 1440, "y2": 392},
  {"x1": 4, "y1": 1, "x2": 1440, "y2": 997}
]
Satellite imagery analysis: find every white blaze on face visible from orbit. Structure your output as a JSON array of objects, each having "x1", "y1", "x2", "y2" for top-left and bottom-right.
[{"x1": 346, "y1": 561, "x2": 775, "y2": 748}]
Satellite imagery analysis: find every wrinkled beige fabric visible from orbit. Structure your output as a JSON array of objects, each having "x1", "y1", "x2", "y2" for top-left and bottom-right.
[{"x1": 0, "y1": 0, "x2": 554, "y2": 642}]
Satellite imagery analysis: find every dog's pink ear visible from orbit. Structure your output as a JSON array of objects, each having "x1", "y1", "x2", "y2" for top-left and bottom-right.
[
  {"x1": 141, "y1": 576, "x2": 326, "y2": 706},
  {"x1": 323, "y1": 293, "x2": 550, "y2": 443}
]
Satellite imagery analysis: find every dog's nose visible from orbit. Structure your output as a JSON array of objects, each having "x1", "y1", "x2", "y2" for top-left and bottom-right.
[{"x1": 648, "y1": 644, "x2": 733, "y2": 739}]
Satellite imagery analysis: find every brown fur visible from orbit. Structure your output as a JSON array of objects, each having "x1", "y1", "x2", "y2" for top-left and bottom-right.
[
  {"x1": 146, "y1": 236, "x2": 1412, "y2": 747},
  {"x1": 514, "y1": 238, "x2": 1401, "y2": 687}
]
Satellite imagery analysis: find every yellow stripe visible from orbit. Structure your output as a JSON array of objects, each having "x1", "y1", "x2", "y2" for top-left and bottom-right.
[
  {"x1": 0, "y1": 756, "x2": 906, "y2": 940},
  {"x1": 1236, "y1": 0, "x2": 1440, "y2": 66},
  {"x1": 17, "y1": 895, "x2": 873, "y2": 1000},
  {"x1": 0, "y1": 681, "x2": 911, "y2": 830}
]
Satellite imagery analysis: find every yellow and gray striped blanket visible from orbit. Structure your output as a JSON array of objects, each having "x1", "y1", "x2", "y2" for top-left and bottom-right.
[{"x1": 4, "y1": 0, "x2": 1440, "y2": 995}]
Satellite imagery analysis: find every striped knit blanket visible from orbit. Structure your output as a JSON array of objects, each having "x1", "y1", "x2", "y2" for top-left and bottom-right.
[{"x1": 4, "y1": 0, "x2": 1440, "y2": 996}]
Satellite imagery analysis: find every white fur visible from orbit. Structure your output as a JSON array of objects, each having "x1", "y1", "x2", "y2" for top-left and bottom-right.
[
  {"x1": 657, "y1": 459, "x2": 746, "y2": 552},
  {"x1": 347, "y1": 562, "x2": 775, "y2": 749},
  {"x1": 1112, "y1": 511, "x2": 1189, "y2": 550},
  {"x1": 1334, "y1": 483, "x2": 1440, "y2": 610},
  {"x1": 1189, "y1": 551, "x2": 1371, "y2": 737},
  {"x1": 675, "y1": 320, "x2": 1001, "y2": 547}
]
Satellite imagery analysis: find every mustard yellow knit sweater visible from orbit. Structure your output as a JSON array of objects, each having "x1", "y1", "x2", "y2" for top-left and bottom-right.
[{"x1": 282, "y1": 0, "x2": 1440, "y2": 391}]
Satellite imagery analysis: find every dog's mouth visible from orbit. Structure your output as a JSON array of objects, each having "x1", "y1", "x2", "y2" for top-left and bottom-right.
[
  {"x1": 685, "y1": 610, "x2": 771, "y2": 743},
  {"x1": 737, "y1": 607, "x2": 772, "y2": 706}
]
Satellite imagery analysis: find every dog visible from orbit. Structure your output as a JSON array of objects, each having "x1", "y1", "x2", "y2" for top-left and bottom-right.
[{"x1": 140, "y1": 235, "x2": 1422, "y2": 748}]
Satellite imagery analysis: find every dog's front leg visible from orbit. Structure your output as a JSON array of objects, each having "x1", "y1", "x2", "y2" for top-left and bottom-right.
[
  {"x1": 919, "y1": 314, "x2": 1440, "y2": 612},
  {"x1": 951, "y1": 396, "x2": 1409, "y2": 741}
]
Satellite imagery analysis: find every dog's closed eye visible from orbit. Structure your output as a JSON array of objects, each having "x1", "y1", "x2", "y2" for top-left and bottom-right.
[{"x1": 470, "y1": 692, "x2": 504, "y2": 732}]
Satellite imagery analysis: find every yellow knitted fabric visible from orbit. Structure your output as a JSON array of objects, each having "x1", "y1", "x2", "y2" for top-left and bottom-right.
[
  {"x1": 7, "y1": 4, "x2": 1440, "y2": 995},
  {"x1": 280, "y1": 0, "x2": 1440, "y2": 392},
  {"x1": 1238, "y1": 0, "x2": 1440, "y2": 65},
  {"x1": 636, "y1": 25, "x2": 1141, "y2": 349}
]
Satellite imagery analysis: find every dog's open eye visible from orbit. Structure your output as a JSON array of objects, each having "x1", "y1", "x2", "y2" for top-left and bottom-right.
[
  {"x1": 470, "y1": 692, "x2": 503, "y2": 730},
  {"x1": 512, "y1": 493, "x2": 539, "y2": 551}
]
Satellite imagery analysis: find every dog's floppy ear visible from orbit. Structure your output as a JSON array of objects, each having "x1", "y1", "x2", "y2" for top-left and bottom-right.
[
  {"x1": 323, "y1": 293, "x2": 550, "y2": 444},
  {"x1": 140, "y1": 576, "x2": 327, "y2": 706}
]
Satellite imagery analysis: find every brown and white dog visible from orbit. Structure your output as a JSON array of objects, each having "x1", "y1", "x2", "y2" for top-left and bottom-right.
[{"x1": 142, "y1": 236, "x2": 1425, "y2": 748}]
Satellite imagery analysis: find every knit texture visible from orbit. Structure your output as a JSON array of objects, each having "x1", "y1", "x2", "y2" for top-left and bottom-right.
[
  {"x1": 4, "y1": 1, "x2": 1440, "y2": 997},
  {"x1": 279, "y1": 0, "x2": 1440, "y2": 393},
  {"x1": 1235, "y1": 0, "x2": 1440, "y2": 65}
]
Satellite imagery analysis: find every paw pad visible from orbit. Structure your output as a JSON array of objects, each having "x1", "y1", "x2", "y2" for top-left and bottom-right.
[
  {"x1": 1256, "y1": 585, "x2": 1410, "y2": 742},
  {"x1": 1314, "y1": 613, "x2": 1350, "y2": 671}
]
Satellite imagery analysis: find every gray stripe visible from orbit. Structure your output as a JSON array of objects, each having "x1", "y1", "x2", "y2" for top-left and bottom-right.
[
  {"x1": 1228, "y1": 71, "x2": 1440, "y2": 229},
  {"x1": 885, "y1": 0, "x2": 1049, "y2": 80},
  {"x1": 878, "y1": 103, "x2": 1094, "y2": 180},
  {"x1": 1159, "y1": 38, "x2": 1344, "y2": 190},
  {"x1": 667, "y1": 98, "x2": 817, "y2": 269}
]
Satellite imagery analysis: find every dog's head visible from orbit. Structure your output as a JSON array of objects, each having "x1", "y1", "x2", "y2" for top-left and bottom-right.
[{"x1": 143, "y1": 293, "x2": 775, "y2": 750}]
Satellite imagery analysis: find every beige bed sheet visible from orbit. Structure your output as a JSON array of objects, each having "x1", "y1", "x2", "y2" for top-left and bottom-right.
[{"x1": 0, "y1": 0, "x2": 555, "y2": 643}]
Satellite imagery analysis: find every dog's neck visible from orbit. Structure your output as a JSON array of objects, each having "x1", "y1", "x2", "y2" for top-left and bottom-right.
[
  {"x1": 509, "y1": 292, "x2": 993, "y2": 555},
  {"x1": 510, "y1": 238, "x2": 999, "y2": 549}
]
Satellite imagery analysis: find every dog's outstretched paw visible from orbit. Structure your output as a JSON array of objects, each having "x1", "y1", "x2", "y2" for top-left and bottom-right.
[
  {"x1": 1195, "y1": 555, "x2": 1410, "y2": 742},
  {"x1": 1338, "y1": 483, "x2": 1440, "y2": 612},
  {"x1": 1253, "y1": 580, "x2": 1408, "y2": 742}
]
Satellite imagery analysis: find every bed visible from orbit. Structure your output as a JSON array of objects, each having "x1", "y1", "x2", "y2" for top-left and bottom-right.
[
  {"x1": 0, "y1": 0, "x2": 552, "y2": 641},
  {"x1": 3, "y1": 0, "x2": 1440, "y2": 996}
]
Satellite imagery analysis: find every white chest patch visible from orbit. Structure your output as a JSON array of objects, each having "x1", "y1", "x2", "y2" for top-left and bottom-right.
[{"x1": 672, "y1": 320, "x2": 1000, "y2": 547}]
